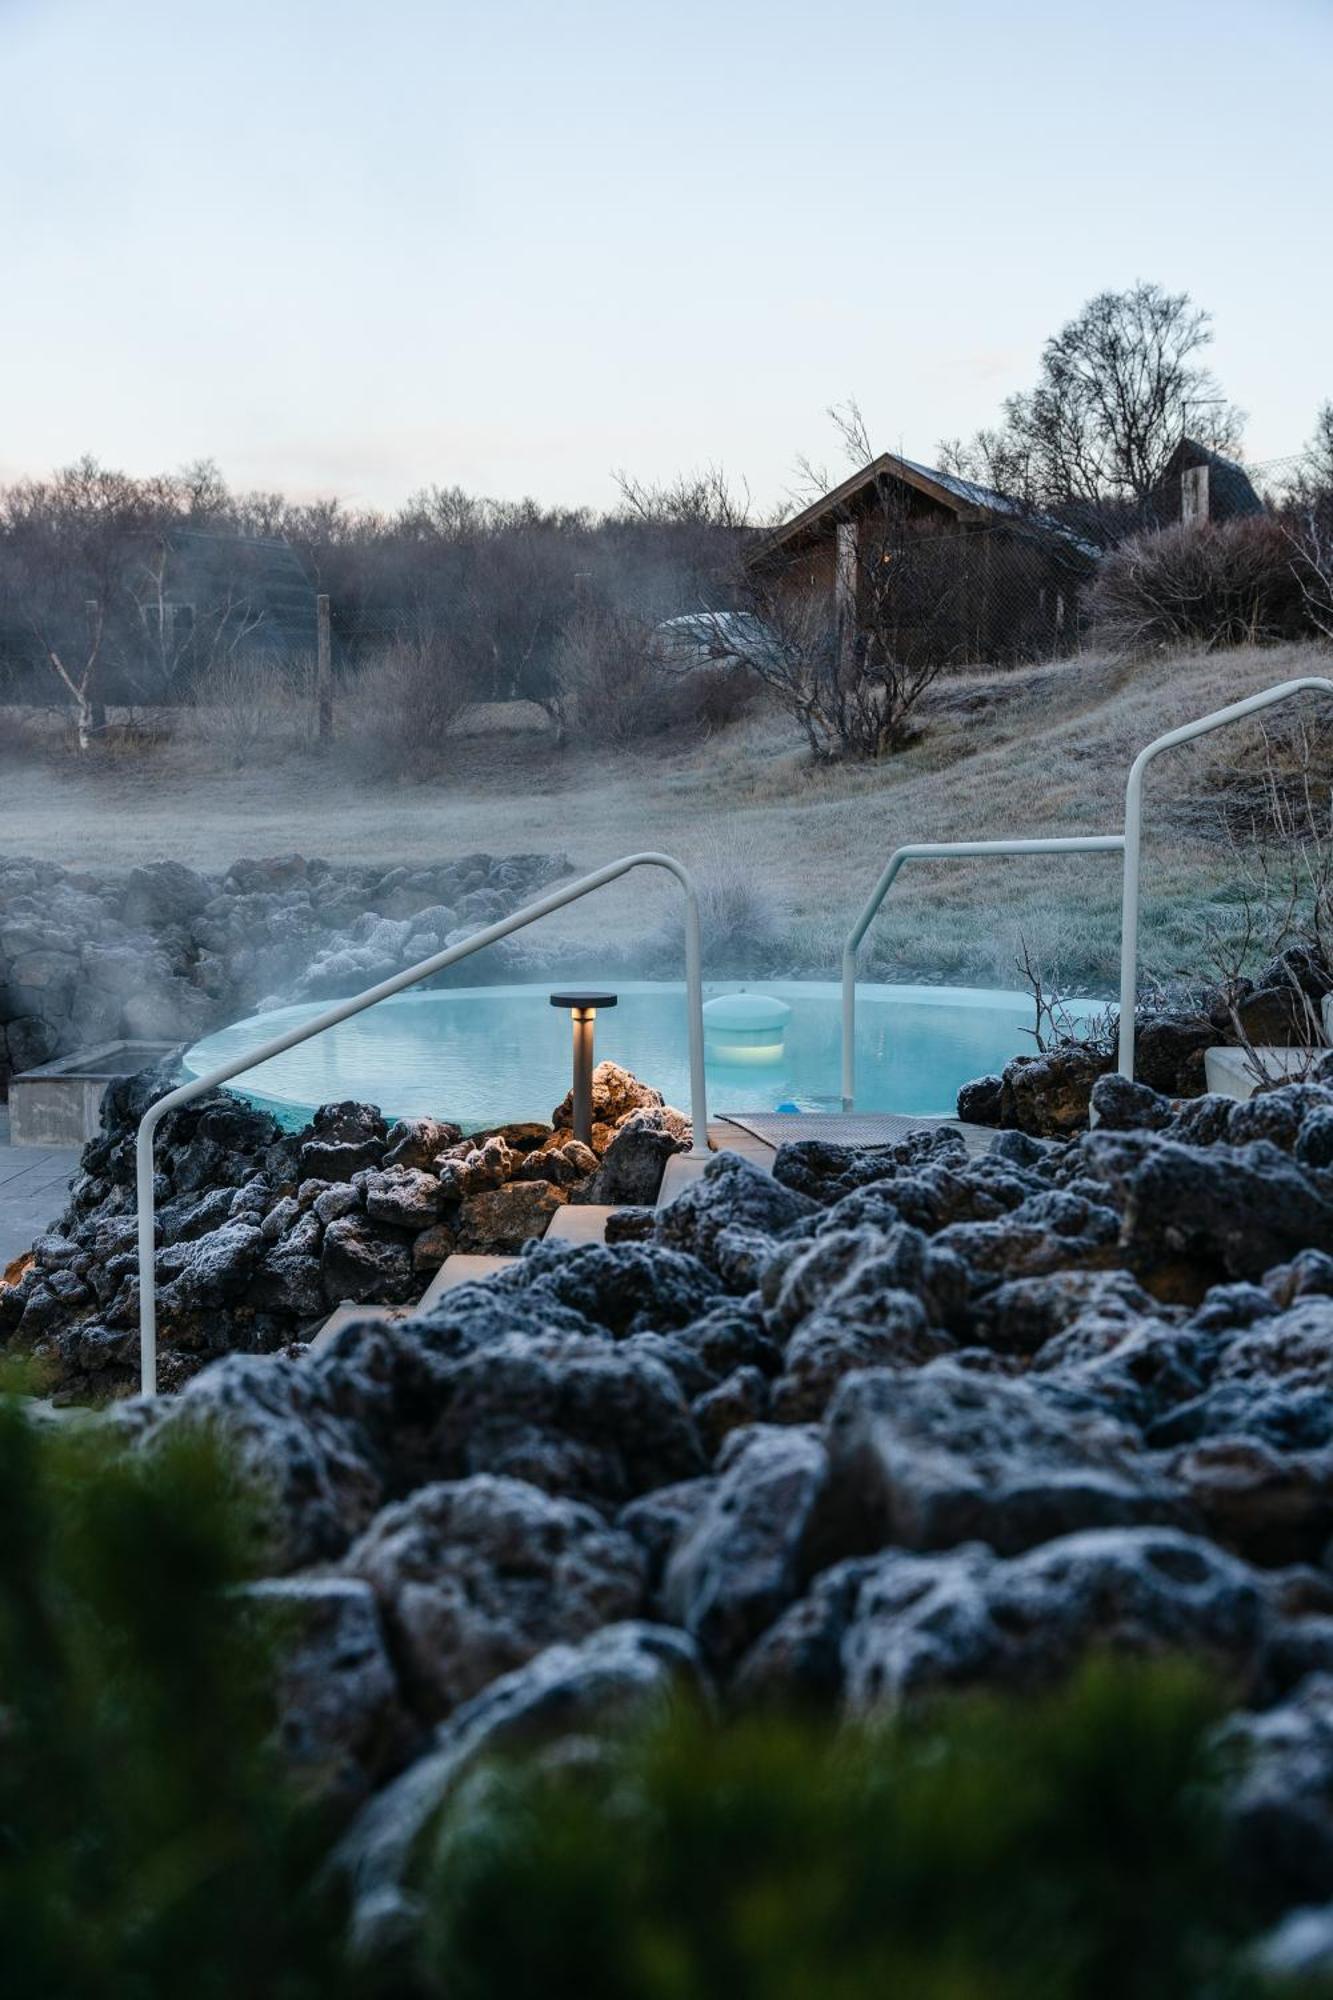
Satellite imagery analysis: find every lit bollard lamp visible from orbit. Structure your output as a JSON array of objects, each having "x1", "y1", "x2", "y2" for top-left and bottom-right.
[{"x1": 549, "y1": 991, "x2": 617, "y2": 1145}]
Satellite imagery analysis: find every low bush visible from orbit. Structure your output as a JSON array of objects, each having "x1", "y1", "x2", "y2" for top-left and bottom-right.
[
  {"x1": 421, "y1": 1659, "x2": 1262, "y2": 2000},
  {"x1": 344, "y1": 631, "x2": 473, "y2": 779},
  {"x1": 193, "y1": 651, "x2": 316, "y2": 767},
  {"x1": 553, "y1": 605, "x2": 755, "y2": 748},
  {"x1": 0, "y1": 1393, "x2": 347, "y2": 2000},
  {"x1": 1092, "y1": 517, "x2": 1309, "y2": 653}
]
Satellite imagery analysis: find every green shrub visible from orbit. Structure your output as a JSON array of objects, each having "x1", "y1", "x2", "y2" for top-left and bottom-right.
[
  {"x1": 0, "y1": 1396, "x2": 349, "y2": 2000},
  {"x1": 420, "y1": 1658, "x2": 1267, "y2": 2000}
]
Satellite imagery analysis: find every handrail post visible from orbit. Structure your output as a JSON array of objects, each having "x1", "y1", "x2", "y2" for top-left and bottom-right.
[
  {"x1": 841, "y1": 836, "x2": 1126, "y2": 1111},
  {"x1": 679, "y1": 870, "x2": 711, "y2": 1162},
  {"x1": 1117, "y1": 676, "x2": 1333, "y2": 1078},
  {"x1": 136, "y1": 850, "x2": 710, "y2": 1394}
]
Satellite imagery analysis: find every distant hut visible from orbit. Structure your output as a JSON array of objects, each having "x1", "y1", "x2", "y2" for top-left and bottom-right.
[
  {"x1": 1154, "y1": 438, "x2": 1264, "y2": 526},
  {"x1": 744, "y1": 452, "x2": 1096, "y2": 667}
]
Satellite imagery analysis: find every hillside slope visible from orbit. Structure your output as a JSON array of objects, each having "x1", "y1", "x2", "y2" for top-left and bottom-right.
[{"x1": 1, "y1": 638, "x2": 1329, "y2": 992}]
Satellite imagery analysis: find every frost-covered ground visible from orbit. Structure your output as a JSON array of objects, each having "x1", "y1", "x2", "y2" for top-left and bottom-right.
[{"x1": 1, "y1": 639, "x2": 1328, "y2": 993}]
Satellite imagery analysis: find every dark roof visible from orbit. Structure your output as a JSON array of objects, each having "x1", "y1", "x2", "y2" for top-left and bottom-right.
[
  {"x1": 746, "y1": 451, "x2": 1096, "y2": 564},
  {"x1": 1159, "y1": 438, "x2": 1264, "y2": 518}
]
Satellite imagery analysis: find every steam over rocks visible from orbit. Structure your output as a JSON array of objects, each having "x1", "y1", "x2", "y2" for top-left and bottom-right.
[{"x1": 0, "y1": 849, "x2": 571, "y2": 1096}]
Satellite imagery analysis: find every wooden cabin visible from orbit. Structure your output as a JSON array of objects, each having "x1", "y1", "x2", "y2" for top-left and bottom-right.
[{"x1": 743, "y1": 452, "x2": 1096, "y2": 668}]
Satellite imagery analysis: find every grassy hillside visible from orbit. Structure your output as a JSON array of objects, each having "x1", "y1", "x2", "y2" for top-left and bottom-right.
[{"x1": 2, "y1": 637, "x2": 1329, "y2": 994}]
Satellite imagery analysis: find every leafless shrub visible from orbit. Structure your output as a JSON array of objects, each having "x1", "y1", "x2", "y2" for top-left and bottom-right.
[
  {"x1": 548, "y1": 600, "x2": 700, "y2": 752},
  {"x1": 1091, "y1": 518, "x2": 1309, "y2": 654},
  {"x1": 345, "y1": 629, "x2": 473, "y2": 779},
  {"x1": 647, "y1": 833, "x2": 785, "y2": 975},
  {"x1": 1185, "y1": 721, "x2": 1333, "y2": 1084},
  {"x1": 1288, "y1": 499, "x2": 1333, "y2": 642},
  {"x1": 1015, "y1": 936, "x2": 1117, "y2": 1054},
  {"x1": 193, "y1": 653, "x2": 310, "y2": 766}
]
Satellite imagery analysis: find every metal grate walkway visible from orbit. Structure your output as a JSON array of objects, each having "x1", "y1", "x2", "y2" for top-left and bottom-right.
[{"x1": 716, "y1": 1110, "x2": 996, "y2": 1160}]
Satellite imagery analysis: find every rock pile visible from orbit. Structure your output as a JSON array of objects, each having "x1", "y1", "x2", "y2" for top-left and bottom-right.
[
  {"x1": 77, "y1": 1067, "x2": 1333, "y2": 1955},
  {"x1": 0, "y1": 850, "x2": 570, "y2": 1093},
  {"x1": 0, "y1": 1060, "x2": 689, "y2": 1399},
  {"x1": 959, "y1": 943, "x2": 1333, "y2": 1138}
]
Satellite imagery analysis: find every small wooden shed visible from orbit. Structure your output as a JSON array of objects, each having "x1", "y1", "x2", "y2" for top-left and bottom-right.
[{"x1": 1153, "y1": 440, "x2": 1265, "y2": 526}]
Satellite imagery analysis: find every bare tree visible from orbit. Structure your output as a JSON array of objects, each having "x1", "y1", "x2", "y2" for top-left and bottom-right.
[
  {"x1": 941, "y1": 283, "x2": 1245, "y2": 540},
  {"x1": 717, "y1": 506, "x2": 956, "y2": 761},
  {"x1": 1285, "y1": 402, "x2": 1333, "y2": 639},
  {"x1": 0, "y1": 457, "x2": 152, "y2": 745}
]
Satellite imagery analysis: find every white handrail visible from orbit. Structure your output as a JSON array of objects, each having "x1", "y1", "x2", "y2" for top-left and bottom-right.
[
  {"x1": 1117, "y1": 676, "x2": 1333, "y2": 1077},
  {"x1": 841, "y1": 836, "x2": 1126, "y2": 1110},
  {"x1": 135, "y1": 851, "x2": 710, "y2": 1395}
]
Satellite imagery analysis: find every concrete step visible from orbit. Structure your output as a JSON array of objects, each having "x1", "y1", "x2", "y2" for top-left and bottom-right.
[
  {"x1": 1204, "y1": 1045, "x2": 1320, "y2": 1101},
  {"x1": 544, "y1": 1203, "x2": 620, "y2": 1245},
  {"x1": 657, "y1": 1154, "x2": 710, "y2": 1206},
  {"x1": 418, "y1": 1252, "x2": 519, "y2": 1309},
  {"x1": 307, "y1": 1299, "x2": 413, "y2": 1357}
]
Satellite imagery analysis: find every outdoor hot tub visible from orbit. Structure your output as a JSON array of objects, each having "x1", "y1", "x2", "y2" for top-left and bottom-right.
[{"x1": 180, "y1": 980, "x2": 1109, "y2": 1132}]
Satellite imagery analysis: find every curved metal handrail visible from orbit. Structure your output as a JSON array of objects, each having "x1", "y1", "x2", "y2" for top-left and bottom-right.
[
  {"x1": 840, "y1": 836, "x2": 1126, "y2": 1110},
  {"x1": 135, "y1": 851, "x2": 710, "y2": 1395},
  {"x1": 1117, "y1": 676, "x2": 1333, "y2": 1076}
]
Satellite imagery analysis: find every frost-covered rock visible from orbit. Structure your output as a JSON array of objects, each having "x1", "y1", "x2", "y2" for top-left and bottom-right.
[
  {"x1": 740, "y1": 1528, "x2": 1273, "y2": 1712},
  {"x1": 664, "y1": 1424, "x2": 828, "y2": 1667},
  {"x1": 805, "y1": 1362, "x2": 1188, "y2": 1567},
  {"x1": 343, "y1": 1475, "x2": 645, "y2": 1720}
]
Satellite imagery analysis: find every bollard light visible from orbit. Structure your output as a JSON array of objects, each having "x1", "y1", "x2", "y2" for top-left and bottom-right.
[{"x1": 550, "y1": 990, "x2": 618, "y2": 1145}]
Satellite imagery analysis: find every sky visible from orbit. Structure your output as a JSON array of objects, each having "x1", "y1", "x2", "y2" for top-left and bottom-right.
[{"x1": 0, "y1": 0, "x2": 1329, "y2": 515}]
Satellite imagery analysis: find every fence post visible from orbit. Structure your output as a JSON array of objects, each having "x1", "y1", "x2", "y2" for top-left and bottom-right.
[{"x1": 316, "y1": 593, "x2": 333, "y2": 741}]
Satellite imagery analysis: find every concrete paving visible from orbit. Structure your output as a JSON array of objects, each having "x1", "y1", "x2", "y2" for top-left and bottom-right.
[{"x1": 0, "y1": 1108, "x2": 82, "y2": 1272}]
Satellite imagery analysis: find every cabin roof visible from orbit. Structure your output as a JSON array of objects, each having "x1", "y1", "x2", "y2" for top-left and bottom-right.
[{"x1": 746, "y1": 450, "x2": 1094, "y2": 564}]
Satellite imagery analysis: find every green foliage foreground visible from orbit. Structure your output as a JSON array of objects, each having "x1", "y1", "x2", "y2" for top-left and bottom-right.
[
  {"x1": 0, "y1": 1394, "x2": 346, "y2": 2000},
  {"x1": 424, "y1": 1666, "x2": 1248, "y2": 2000},
  {"x1": 0, "y1": 1392, "x2": 1329, "y2": 1999}
]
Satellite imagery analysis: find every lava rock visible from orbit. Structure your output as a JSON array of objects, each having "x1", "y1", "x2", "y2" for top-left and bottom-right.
[
  {"x1": 246, "y1": 1576, "x2": 415, "y2": 1808},
  {"x1": 956, "y1": 1073, "x2": 1004, "y2": 1124},
  {"x1": 804, "y1": 1361, "x2": 1188, "y2": 1569},
  {"x1": 1225, "y1": 1673, "x2": 1333, "y2": 1913},
  {"x1": 343, "y1": 1475, "x2": 646, "y2": 1721},
  {"x1": 551, "y1": 1060, "x2": 666, "y2": 1134},
  {"x1": 396, "y1": 1328, "x2": 706, "y2": 1509},
  {"x1": 321, "y1": 1216, "x2": 416, "y2": 1306},
  {"x1": 654, "y1": 1152, "x2": 819, "y2": 1270},
  {"x1": 1000, "y1": 1046, "x2": 1112, "y2": 1138},
  {"x1": 119, "y1": 1354, "x2": 384, "y2": 1570},
  {"x1": 361, "y1": 1167, "x2": 443, "y2": 1230},
  {"x1": 1081, "y1": 1130, "x2": 1333, "y2": 1292},
  {"x1": 458, "y1": 1180, "x2": 567, "y2": 1251},
  {"x1": 740, "y1": 1527, "x2": 1271, "y2": 1713},
  {"x1": 664, "y1": 1424, "x2": 829, "y2": 1667}
]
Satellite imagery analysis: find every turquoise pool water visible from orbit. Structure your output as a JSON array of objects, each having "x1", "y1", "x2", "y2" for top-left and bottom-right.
[{"x1": 182, "y1": 980, "x2": 1108, "y2": 1131}]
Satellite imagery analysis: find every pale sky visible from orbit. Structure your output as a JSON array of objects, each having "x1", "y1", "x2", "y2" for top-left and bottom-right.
[{"x1": 1, "y1": 0, "x2": 1329, "y2": 514}]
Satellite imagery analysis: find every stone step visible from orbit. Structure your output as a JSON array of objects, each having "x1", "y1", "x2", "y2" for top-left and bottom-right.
[
  {"x1": 1204, "y1": 1045, "x2": 1320, "y2": 1102},
  {"x1": 543, "y1": 1203, "x2": 620, "y2": 1245},
  {"x1": 307, "y1": 1299, "x2": 412, "y2": 1357},
  {"x1": 418, "y1": 1251, "x2": 519, "y2": 1309}
]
